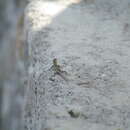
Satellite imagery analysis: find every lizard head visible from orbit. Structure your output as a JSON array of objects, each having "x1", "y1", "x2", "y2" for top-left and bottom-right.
[{"x1": 53, "y1": 58, "x2": 58, "y2": 65}]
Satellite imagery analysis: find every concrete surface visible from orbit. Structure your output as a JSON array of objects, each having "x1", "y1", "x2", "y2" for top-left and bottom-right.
[{"x1": 24, "y1": 0, "x2": 130, "y2": 130}]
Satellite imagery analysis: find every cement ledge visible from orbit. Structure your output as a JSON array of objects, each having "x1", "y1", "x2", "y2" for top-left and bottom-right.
[{"x1": 24, "y1": 0, "x2": 130, "y2": 130}]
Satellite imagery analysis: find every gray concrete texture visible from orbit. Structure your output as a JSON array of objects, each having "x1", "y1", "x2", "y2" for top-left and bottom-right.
[{"x1": 24, "y1": 0, "x2": 130, "y2": 130}]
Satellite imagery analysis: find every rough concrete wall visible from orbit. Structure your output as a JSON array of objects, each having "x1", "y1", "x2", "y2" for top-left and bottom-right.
[
  {"x1": 0, "y1": 0, "x2": 27, "y2": 130},
  {"x1": 24, "y1": 0, "x2": 130, "y2": 130}
]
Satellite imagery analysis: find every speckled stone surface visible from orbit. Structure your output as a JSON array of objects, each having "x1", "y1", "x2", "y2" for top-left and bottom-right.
[{"x1": 24, "y1": 0, "x2": 130, "y2": 130}]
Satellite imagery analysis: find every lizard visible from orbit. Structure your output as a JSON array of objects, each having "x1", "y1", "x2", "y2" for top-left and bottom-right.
[
  {"x1": 51, "y1": 58, "x2": 91, "y2": 86},
  {"x1": 51, "y1": 58, "x2": 68, "y2": 82}
]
